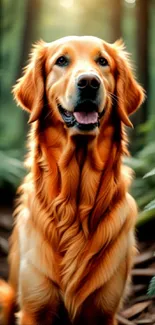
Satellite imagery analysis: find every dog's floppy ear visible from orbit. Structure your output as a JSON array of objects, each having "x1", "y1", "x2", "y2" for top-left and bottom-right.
[
  {"x1": 113, "y1": 40, "x2": 145, "y2": 128},
  {"x1": 13, "y1": 41, "x2": 46, "y2": 123}
]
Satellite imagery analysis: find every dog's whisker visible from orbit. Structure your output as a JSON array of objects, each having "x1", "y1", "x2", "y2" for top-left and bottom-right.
[
  {"x1": 44, "y1": 109, "x2": 53, "y2": 120},
  {"x1": 108, "y1": 92, "x2": 124, "y2": 105}
]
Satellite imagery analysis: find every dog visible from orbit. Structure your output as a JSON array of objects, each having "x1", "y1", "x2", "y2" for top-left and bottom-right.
[{"x1": 0, "y1": 36, "x2": 144, "y2": 325}]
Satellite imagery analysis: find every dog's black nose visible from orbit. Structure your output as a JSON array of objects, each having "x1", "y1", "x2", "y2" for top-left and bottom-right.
[{"x1": 77, "y1": 74, "x2": 101, "y2": 91}]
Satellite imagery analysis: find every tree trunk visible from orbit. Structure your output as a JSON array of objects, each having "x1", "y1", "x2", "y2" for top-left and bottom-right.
[
  {"x1": 15, "y1": 0, "x2": 42, "y2": 128},
  {"x1": 108, "y1": 0, "x2": 122, "y2": 42},
  {"x1": 16, "y1": 0, "x2": 42, "y2": 79},
  {"x1": 135, "y1": 0, "x2": 149, "y2": 125}
]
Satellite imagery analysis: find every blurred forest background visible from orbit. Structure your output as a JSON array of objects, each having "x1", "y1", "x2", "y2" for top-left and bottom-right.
[{"x1": 0, "y1": 0, "x2": 155, "y2": 322}]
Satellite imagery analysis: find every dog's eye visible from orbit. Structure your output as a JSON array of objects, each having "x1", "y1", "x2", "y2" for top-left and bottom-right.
[
  {"x1": 97, "y1": 57, "x2": 108, "y2": 67},
  {"x1": 55, "y1": 56, "x2": 69, "y2": 67}
]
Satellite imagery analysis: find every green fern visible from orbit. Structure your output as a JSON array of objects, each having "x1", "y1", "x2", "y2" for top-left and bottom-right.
[
  {"x1": 0, "y1": 150, "x2": 25, "y2": 188},
  {"x1": 148, "y1": 276, "x2": 155, "y2": 296},
  {"x1": 125, "y1": 135, "x2": 155, "y2": 226}
]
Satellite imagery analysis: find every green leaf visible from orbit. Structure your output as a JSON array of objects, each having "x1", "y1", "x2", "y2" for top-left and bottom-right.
[
  {"x1": 0, "y1": 150, "x2": 25, "y2": 188},
  {"x1": 137, "y1": 209, "x2": 155, "y2": 227},
  {"x1": 148, "y1": 276, "x2": 155, "y2": 296},
  {"x1": 144, "y1": 199, "x2": 155, "y2": 211},
  {"x1": 144, "y1": 168, "x2": 155, "y2": 178}
]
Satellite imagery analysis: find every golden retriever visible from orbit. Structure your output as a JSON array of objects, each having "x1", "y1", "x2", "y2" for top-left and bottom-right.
[{"x1": 0, "y1": 36, "x2": 144, "y2": 325}]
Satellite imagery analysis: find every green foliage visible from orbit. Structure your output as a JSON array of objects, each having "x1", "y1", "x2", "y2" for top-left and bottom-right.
[
  {"x1": 125, "y1": 121, "x2": 155, "y2": 226},
  {"x1": 147, "y1": 276, "x2": 155, "y2": 296},
  {"x1": 143, "y1": 169, "x2": 155, "y2": 216},
  {"x1": 144, "y1": 168, "x2": 155, "y2": 178},
  {"x1": 1, "y1": 0, "x2": 28, "y2": 150},
  {"x1": 125, "y1": 144, "x2": 155, "y2": 205},
  {"x1": 0, "y1": 149, "x2": 25, "y2": 189},
  {"x1": 144, "y1": 199, "x2": 155, "y2": 212}
]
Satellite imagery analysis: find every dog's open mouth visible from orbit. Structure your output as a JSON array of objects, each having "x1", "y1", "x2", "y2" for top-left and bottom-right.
[{"x1": 58, "y1": 100, "x2": 104, "y2": 131}]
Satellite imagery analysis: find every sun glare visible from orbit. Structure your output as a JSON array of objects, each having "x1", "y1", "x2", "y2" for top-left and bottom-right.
[
  {"x1": 60, "y1": 0, "x2": 74, "y2": 9},
  {"x1": 125, "y1": 0, "x2": 136, "y2": 4}
]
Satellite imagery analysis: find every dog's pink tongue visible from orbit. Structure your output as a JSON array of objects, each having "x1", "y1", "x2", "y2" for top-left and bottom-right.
[{"x1": 73, "y1": 111, "x2": 98, "y2": 124}]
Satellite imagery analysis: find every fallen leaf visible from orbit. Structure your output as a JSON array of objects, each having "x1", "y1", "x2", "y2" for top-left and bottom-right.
[
  {"x1": 131, "y1": 269, "x2": 155, "y2": 277},
  {"x1": 134, "y1": 252, "x2": 155, "y2": 265},
  {"x1": 120, "y1": 301, "x2": 151, "y2": 319},
  {"x1": 117, "y1": 314, "x2": 136, "y2": 325}
]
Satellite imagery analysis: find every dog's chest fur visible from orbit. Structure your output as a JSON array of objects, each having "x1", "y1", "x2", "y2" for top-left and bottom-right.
[{"x1": 17, "y1": 123, "x2": 133, "y2": 317}]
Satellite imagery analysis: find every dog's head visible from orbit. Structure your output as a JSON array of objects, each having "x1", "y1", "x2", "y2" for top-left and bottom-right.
[{"x1": 13, "y1": 36, "x2": 144, "y2": 136}]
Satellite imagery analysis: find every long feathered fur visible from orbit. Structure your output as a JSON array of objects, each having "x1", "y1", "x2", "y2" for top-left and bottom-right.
[{"x1": 0, "y1": 36, "x2": 144, "y2": 325}]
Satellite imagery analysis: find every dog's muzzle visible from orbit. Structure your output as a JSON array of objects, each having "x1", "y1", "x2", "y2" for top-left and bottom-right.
[{"x1": 58, "y1": 73, "x2": 104, "y2": 131}]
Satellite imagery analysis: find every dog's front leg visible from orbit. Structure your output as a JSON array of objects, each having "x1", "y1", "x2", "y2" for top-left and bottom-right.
[
  {"x1": 93, "y1": 241, "x2": 135, "y2": 325},
  {"x1": 16, "y1": 260, "x2": 59, "y2": 325}
]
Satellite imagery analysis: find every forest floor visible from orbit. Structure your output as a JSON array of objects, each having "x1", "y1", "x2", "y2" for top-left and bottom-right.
[{"x1": 0, "y1": 206, "x2": 155, "y2": 325}]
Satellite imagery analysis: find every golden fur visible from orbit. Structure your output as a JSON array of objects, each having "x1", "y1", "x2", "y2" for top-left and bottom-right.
[{"x1": 0, "y1": 36, "x2": 144, "y2": 325}]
